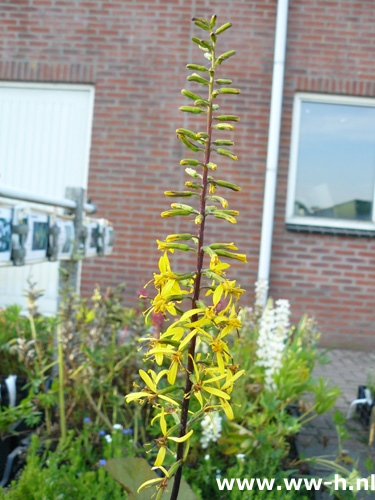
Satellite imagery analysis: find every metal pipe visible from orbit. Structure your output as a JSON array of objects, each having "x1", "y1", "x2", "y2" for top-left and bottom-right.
[
  {"x1": 0, "y1": 184, "x2": 96, "y2": 213},
  {"x1": 257, "y1": 0, "x2": 289, "y2": 294}
]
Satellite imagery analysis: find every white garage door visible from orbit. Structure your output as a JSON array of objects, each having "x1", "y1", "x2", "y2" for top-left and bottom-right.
[{"x1": 0, "y1": 82, "x2": 95, "y2": 314}]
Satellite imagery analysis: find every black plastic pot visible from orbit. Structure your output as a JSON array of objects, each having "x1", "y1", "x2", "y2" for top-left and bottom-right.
[{"x1": 356, "y1": 385, "x2": 374, "y2": 426}]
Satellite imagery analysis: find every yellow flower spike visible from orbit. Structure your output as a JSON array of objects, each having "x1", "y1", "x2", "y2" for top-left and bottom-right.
[{"x1": 168, "y1": 429, "x2": 194, "y2": 443}]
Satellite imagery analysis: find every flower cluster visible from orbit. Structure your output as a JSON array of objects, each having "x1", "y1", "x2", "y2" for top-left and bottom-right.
[
  {"x1": 256, "y1": 298, "x2": 291, "y2": 390},
  {"x1": 125, "y1": 15, "x2": 246, "y2": 500},
  {"x1": 200, "y1": 412, "x2": 222, "y2": 449}
]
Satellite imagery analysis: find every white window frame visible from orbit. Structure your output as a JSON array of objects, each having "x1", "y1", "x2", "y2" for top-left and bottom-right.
[{"x1": 286, "y1": 92, "x2": 375, "y2": 231}]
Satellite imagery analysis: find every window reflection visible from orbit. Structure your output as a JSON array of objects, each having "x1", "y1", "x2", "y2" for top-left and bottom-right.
[{"x1": 294, "y1": 101, "x2": 375, "y2": 221}]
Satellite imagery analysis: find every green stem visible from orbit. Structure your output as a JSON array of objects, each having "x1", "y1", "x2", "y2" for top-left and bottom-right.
[
  {"x1": 81, "y1": 382, "x2": 113, "y2": 432},
  {"x1": 169, "y1": 36, "x2": 216, "y2": 500},
  {"x1": 57, "y1": 322, "x2": 67, "y2": 441}
]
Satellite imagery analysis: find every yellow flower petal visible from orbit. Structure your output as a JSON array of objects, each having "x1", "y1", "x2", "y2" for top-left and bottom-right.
[
  {"x1": 154, "y1": 446, "x2": 166, "y2": 467},
  {"x1": 125, "y1": 391, "x2": 150, "y2": 403},
  {"x1": 221, "y1": 398, "x2": 234, "y2": 420},
  {"x1": 137, "y1": 478, "x2": 163, "y2": 493},
  {"x1": 203, "y1": 386, "x2": 231, "y2": 400},
  {"x1": 139, "y1": 370, "x2": 157, "y2": 392},
  {"x1": 167, "y1": 360, "x2": 178, "y2": 385},
  {"x1": 168, "y1": 429, "x2": 193, "y2": 443}
]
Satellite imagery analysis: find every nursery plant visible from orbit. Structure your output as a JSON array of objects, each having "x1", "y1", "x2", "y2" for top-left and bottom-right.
[{"x1": 124, "y1": 15, "x2": 246, "y2": 500}]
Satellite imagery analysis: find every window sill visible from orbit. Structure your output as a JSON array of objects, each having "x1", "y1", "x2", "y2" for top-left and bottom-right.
[{"x1": 286, "y1": 222, "x2": 375, "y2": 238}]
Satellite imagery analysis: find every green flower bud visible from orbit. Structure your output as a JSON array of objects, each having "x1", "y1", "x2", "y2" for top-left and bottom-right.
[
  {"x1": 214, "y1": 123, "x2": 234, "y2": 131},
  {"x1": 213, "y1": 212, "x2": 237, "y2": 224},
  {"x1": 185, "y1": 181, "x2": 202, "y2": 189},
  {"x1": 210, "y1": 242, "x2": 238, "y2": 250},
  {"x1": 187, "y1": 73, "x2": 210, "y2": 86},
  {"x1": 192, "y1": 17, "x2": 210, "y2": 31},
  {"x1": 216, "y1": 148, "x2": 238, "y2": 160},
  {"x1": 214, "y1": 139, "x2": 234, "y2": 146},
  {"x1": 216, "y1": 50, "x2": 236, "y2": 65},
  {"x1": 215, "y1": 249, "x2": 247, "y2": 263},
  {"x1": 216, "y1": 79, "x2": 233, "y2": 85},
  {"x1": 171, "y1": 203, "x2": 196, "y2": 212},
  {"x1": 194, "y1": 99, "x2": 210, "y2": 107},
  {"x1": 161, "y1": 209, "x2": 193, "y2": 218},
  {"x1": 218, "y1": 88, "x2": 241, "y2": 94},
  {"x1": 214, "y1": 179, "x2": 241, "y2": 191},
  {"x1": 196, "y1": 132, "x2": 209, "y2": 139},
  {"x1": 206, "y1": 195, "x2": 228, "y2": 208},
  {"x1": 178, "y1": 134, "x2": 204, "y2": 153},
  {"x1": 215, "y1": 22, "x2": 232, "y2": 35},
  {"x1": 186, "y1": 63, "x2": 208, "y2": 72},
  {"x1": 164, "y1": 191, "x2": 200, "y2": 197},
  {"x1": 179, "y1": 106, "x2": 205, "y2": 114},
  {"x1": 176, "y1": 128, "x2": 198, "y2": 141},
  {"x1": 181, "y1": 89, "x2": 202, "y2": 101},
  {"x1": 165, "y1": 233, "x2": 194, "y2": 242},
  {"x1": 214, "y1": 115, "x2": 240, "y2": 121},
  {"x1": 210, "y1": 33, "x2": 217, "y2": 43},
  {"x1": 210, "y1": 15, "x2": 217, "y2": 28},
  {"x1": 206, "y1": 165, "x2": 216, "y2": 172},
  {"x1": 195, "y1": 214, "x2": 203, "y2": 225},
  {"x1": 185, "y1": 168, "x2": 202, "y2": 179},
  {"x1": 180, "y1": 158, "x2": 202, "y2": 166}
]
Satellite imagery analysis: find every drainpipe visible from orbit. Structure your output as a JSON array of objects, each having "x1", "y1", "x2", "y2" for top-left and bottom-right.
[{"x1": 257, "y1": 0, "x2": 289, "y2": 298}]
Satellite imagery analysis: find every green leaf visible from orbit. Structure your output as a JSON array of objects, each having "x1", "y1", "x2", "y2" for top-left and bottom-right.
[
  {"x1": 179, "y1": 106, "x2": 205, "y2": 114},
  {"x1": 105, "y1": 457, "x2": 196, "y2": 500},
  {"x1": 187, "y1": 73, "x2": 210, "y2": 86},
  {"x1": 186, "y1": 64, "x2": 208, "y2": 72},
  {"x1": 215, "y1": 22, "x2": 232, "y2": 35}
]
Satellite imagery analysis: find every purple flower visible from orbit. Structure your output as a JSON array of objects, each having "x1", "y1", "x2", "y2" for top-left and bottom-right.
[
  {"x1": 99, "y1": 430, "x2": 106, "y2": 436},
  {"x1": 84, "y1": 417, "x2": 91, "y2": 424},
  {"x1": 123, "y1": 429, "x2": 133, "y2": 435},
  {"x1": 99, "y1": 459, "x2": 107, "y2": 466}
]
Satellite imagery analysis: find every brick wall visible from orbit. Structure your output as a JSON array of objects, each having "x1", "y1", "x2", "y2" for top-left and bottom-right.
[
  {"x1": 272, "y1": 0, "x2": 375, "y2": 347},
  {"x1": 1, "y1": 0, "x2": 374, "y2": 347}
]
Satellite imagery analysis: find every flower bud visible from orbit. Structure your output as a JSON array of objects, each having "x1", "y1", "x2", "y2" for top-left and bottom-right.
[
  {"x1": 215, "y1": 22, "x2": 232, "y2": 35},
  {"x1": 186, "y1": 63, "x2": 208, "y2": 72}
]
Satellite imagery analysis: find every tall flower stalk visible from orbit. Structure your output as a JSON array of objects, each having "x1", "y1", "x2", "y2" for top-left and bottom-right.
[{"x1": 126, "y1": 15, "x2": 246, "y2": 500}]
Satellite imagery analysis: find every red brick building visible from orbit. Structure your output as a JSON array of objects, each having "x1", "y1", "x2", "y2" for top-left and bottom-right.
[{"x1": 1, "y1": 0, "x2": 375, "y2": 347}]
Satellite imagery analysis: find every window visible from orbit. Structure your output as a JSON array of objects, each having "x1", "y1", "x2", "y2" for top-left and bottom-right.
[
  {"x1": 0, "y1": 82, "x2": 95, "y2": 313},
  {"x1": 286, "y1": 93, "x2": 375, "y2": 232}
]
